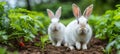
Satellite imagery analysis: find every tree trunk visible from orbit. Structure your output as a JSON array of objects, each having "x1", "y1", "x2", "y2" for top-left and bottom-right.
[{"x1": 26, "y1": 0, "x2": 31, "y2": 10}]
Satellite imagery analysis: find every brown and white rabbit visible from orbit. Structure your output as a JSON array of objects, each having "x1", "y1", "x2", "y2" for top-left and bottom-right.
[
  {"x1": 64, "y1": 4, "x2": 93, "y2": 50},
  {"x1": 47, "y1": 7, "x2": 66, "y2": 47}
]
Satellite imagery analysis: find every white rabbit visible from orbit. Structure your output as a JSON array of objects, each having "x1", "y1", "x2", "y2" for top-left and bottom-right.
[
  {"x1": 65, "y1": 4, "x2": 93, "y2": 50},
  {"x1": 47, "y1": 7, "x2": 66, "y2": 47}
]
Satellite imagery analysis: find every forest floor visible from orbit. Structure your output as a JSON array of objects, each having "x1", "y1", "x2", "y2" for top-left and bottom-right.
[{"x1": 18, "y1": 37, "x2": 116, "y2": 54}]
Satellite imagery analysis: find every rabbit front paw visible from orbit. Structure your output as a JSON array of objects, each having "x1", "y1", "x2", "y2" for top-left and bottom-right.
[
  {"x1": 69, "y1": 46, "x2": 75, "y2": 50},
  {"x1": 64, "y1": 43, "x2": 68, "y2": 47},
  {"x1": 52, "y1": 42, "x2": 56, "y2": 46},
  {"x1": 75, "y1": 42, "x2": 81, "y2": 50},
  {"x1": 56, "y1": 41, "x2": 62, "y2": 47},
  {"x1": 82, "y1": 44, "x2": 87, "y2": 50}
]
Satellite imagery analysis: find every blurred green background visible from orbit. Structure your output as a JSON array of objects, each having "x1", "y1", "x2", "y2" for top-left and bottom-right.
[
  {"x1": 1, "y1": 0, "x2": 120, "y2": 18},
  {"x1": 0, "y1": 0, "x2": 120, "y2": 53}
]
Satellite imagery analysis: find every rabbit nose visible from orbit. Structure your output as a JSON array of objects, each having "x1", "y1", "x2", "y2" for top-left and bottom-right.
[
  {"x1": 81, "y1": 29, "x2": 85, "y2": 35},
  {"x1": 54, "y1": 26, "x2": 57, "y2": 31},
  {"x1": 81, "y1": 28, "x2": 84, "y2": 32}
]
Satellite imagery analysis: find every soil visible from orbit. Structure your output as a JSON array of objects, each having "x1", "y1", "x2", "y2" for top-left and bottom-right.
[{"x1": 18, "y1": 37, "x2": 114, "y2": 54}]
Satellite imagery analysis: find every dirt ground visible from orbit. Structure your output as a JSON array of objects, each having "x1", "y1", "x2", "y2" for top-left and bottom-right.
[{"x1": 18, "y1": 37, "x2": 115, "y2": 54}]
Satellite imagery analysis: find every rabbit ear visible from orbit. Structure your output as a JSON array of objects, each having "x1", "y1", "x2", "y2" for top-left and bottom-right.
[
  {"x1": 47, "y1": 9, "x2": 54, "y2": 19},
  {"x1": 72, "y1": 3, "x2": 81, "y2": 18},
  {"x1": 55, "y1": 7, "x2": 62, "y2": 19},
  {"x1": 83, "y1": 4, "x2": 93, "y2": 18}
]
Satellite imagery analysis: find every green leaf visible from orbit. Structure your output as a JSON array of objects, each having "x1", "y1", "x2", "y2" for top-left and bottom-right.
[
  {"x1": 40, "y1": 35, "x2": 48, "y2": 43},
  {"x1": 2, "y1": 35, "x2": 8, "y2": 40},
  {"x1": 11, "y1": 24, "x2": 22, "y2": 31},
  {"x1": 0, "y1": 47, "x2": 6, "y2": 54},
  {"x1": 115, "y1": 21, "x2": 120, "y2": 28},
  {"x1": 106, "y1": 40, "x2": 116, "y2": 53}
]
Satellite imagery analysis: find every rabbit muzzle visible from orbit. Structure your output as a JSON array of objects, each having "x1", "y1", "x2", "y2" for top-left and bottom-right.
[
  {"x1": 53, "y1": 26, "x2": 58, "y2": 31},
  {"x1": 80, "y1": 28, "x2": 86, "y2": 35}
]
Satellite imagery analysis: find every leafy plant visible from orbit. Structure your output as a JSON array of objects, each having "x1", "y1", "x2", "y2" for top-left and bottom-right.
[
  {"x1": 0, "y1": 47, "x2": 6, "y2": 54},
  {"x1": 89, "y1": 4, "x2": 120, "y2": 53},
  {"x1": 8, "y1": 8, "x2": 49, "y2": 42},
  {"x1": 40, "y1": 35, "x2": 49, "y2": 49},
  {"x1": 34, "y1": 35, "x2": 48, "y2": 50},
  {"x1": 0, "y1": 47, "x2": 18, "y2": 54},
  {"x1": 0, "y1": 2, "x2": 50, "y2": 49}
]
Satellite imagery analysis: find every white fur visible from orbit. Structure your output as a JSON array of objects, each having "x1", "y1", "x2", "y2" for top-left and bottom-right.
[
  {"x1": 47, "y1": 7, "x2": 66, "y2": 47},
  {"x1": 65, "y1": 4, "x2": 93, "y2": 50},
  {"x1": 65, "y1": 18, "x2": 92, "y2": 50},
  {"x1": 48, "y1": 21, "x2": 65, "y2": 46}
]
